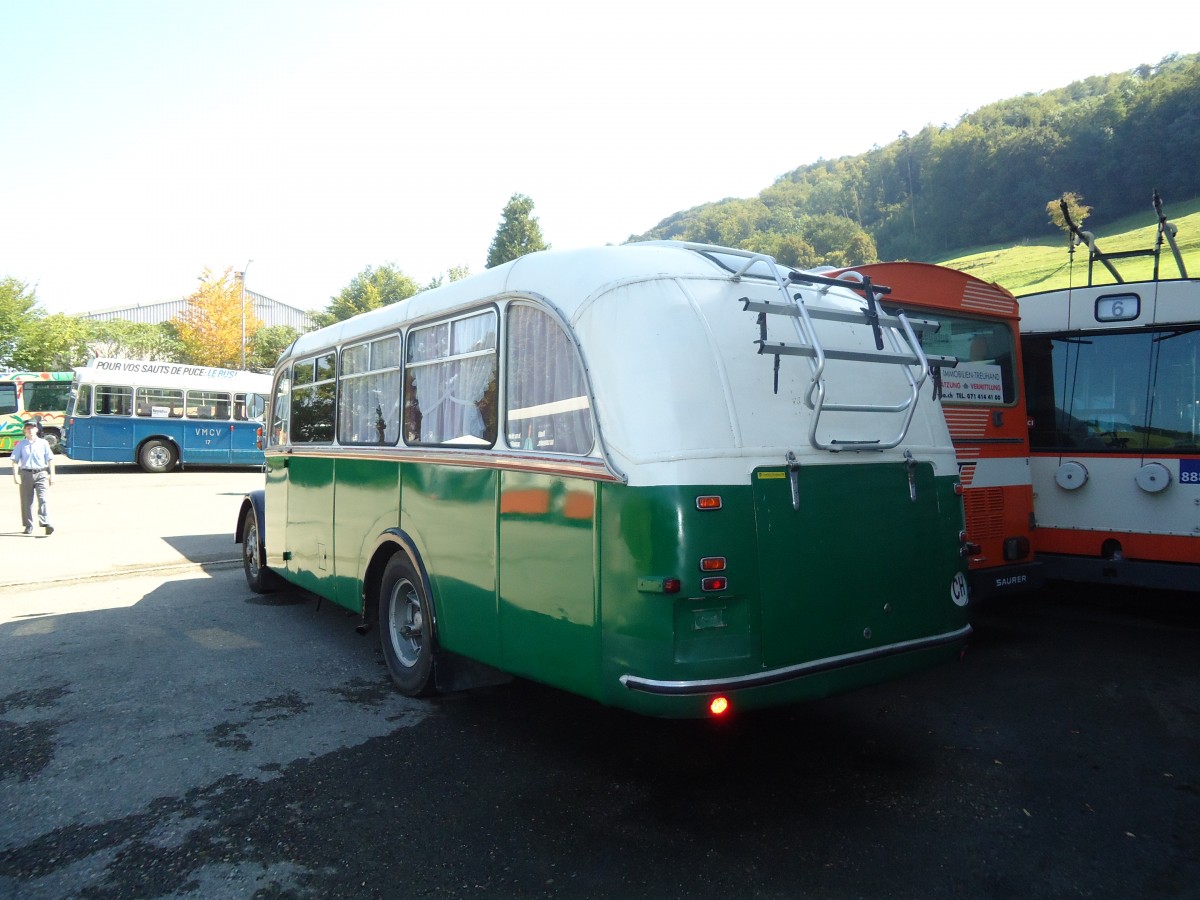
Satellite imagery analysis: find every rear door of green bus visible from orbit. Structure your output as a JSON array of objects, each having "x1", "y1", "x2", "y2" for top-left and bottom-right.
[{"x1": 752, "y1": 459, "x2": 958, "y2": 669}]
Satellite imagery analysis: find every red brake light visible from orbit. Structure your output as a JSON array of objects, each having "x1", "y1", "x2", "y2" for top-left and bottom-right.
[
  {"x1": 701, "y1": 576, "x2": 727, "y2": 592},
  {"x1": 709, "y1": 696, "x2": 730, "y2": 716}
]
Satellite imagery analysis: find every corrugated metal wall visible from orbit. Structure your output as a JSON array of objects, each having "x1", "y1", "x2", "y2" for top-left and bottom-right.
[{"x1": 80, "y1": 290, "x2": 316, "y2": 331}]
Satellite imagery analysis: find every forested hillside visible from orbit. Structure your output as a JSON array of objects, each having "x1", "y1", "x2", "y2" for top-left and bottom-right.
[{"x1": 631, "y1": 52, "x2": 1200, "y2": 267}]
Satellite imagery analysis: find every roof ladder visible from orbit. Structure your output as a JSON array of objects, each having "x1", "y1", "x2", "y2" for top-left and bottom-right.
[{"x1": 749, "y1": 267, "x2": 955, "y2": 450}]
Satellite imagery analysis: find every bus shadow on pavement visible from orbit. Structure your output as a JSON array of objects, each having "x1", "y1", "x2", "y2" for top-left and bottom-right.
[{"x1": 160, "y1": 534, "x2": 244, "y2": 568}]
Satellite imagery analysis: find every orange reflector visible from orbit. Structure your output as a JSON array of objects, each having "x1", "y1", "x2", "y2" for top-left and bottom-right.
[
  {"x1": 699, "y1": 557, "x2": 726, "y2": 572},
  {"x1": 709, "y1": 696, "x2": 730, "y2": 716},
  {"x1": 701, "y1": 576, "x2": 727, "y2": 592},
  {"x1": 953, "y1": 482, "x2": 964, "y2": 495},
  {"x1": 696, "y1": 496, "x2": 722, "y2": 510}
]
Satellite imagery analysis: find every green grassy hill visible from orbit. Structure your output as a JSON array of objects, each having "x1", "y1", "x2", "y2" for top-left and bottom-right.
[{"x1": 936, "y1": 197, "x2": 1200, "y2": 296}]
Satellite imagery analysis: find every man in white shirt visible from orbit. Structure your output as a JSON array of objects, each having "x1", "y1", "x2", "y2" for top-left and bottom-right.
[{"x1": 11, "y1": 420, "x2": 56, "y2": 535}]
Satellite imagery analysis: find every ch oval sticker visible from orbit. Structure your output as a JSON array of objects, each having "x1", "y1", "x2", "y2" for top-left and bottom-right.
[{"x1": 951, "y1": 572, "x2": 969, "y2": 607}]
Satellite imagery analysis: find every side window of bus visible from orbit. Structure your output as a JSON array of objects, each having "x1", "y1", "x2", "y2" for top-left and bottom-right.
[
  {"x1": 405, "y1": 311, "x2": 497, "y2": 447},
  {"x1": 26, "y1": 381, "x2": 71, "y2": 412},
  {"x1": 96, "y1": 385, "x2": 133, "y2": 416},
  {"x1": 186, "y1": 391, "x2": 231, "y2": 420},
  {"x1": 235, "y1": 392, "x2": 267, "y2": 422},
  {"x1": 340, "y1": 335, "x2": 401, "y2": 445},
  {"x1": 0, "y1": 384, "x2": 16, "y2": 416},
  {"x1": 136, "y1": 387, "x2": 184, "y2": 418},
  {"x1": 269, "y1": 372, "x2": 291, "y2": 446},
  {"x1": 72, "y1": 384, "x2": 92, "y2": 417},
  {"x1": 505, "y1": 303, "x2": 594, "y2": 455},
  {"x1": 292, "y1": 353, "x2": 336, "y2": 443}
]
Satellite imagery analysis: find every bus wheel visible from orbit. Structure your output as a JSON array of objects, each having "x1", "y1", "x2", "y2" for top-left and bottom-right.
[
  {"x1": 139, "y1": 440, "x2": 176, "y2": 473},
  {"x1": 378, "y1": 557, "x2": 436, "y2": 697},
  {"x1": 241, "y1": 513, "x2": 278, "y2": 594},
  {"x1": 42, "y1": 429, "x2": 61, "y2": 452}
]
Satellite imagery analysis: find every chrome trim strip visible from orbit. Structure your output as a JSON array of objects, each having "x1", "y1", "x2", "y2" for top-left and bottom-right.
[
  {"x1": 619, "y1": 624, "x2": 972, "y2": 695},
  {"x1": 265, "y1": 446, "x2": 624, "y2": 482}
]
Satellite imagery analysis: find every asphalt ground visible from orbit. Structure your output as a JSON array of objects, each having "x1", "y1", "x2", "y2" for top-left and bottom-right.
[
  {"x1": 0, "y1": 459, "x2": 1197, "y2": 898},
  {"x1": 1, "y1": 459, "x2": 264, "y2": 587}
]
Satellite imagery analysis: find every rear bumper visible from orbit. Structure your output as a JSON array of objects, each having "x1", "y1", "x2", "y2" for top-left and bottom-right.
[
  {"x1": 619, "y1": 624, "x2": 972, "y2": 696},
  {"x1": 968, "y1": 560, "x2": 1044, "y2": 601},
  {"x1": 1037, "y1": 553, "x2": 1198, "y2": 593}
]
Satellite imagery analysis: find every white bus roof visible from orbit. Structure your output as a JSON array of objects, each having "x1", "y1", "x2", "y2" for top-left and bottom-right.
[
  {"x1": 74, "y1": 359, "x2": 272, "y2": 394},
  {"x1": 286, "y1": 243, "x2": 786, "y2": 357},
  {"x1": 280, "y1": 242, "x2": 957, "y2": 482}
]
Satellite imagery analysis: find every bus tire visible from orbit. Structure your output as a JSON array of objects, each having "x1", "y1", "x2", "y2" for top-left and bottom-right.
[
  {"x1": 241, "y1": 511, "x2": 279, "y2": 594},
  {"x1": 139, "y1": 439, "x2": 177, "y2": 473},
  {"x1": 378, "y1": 556, "x2": 436, "y2": 697}
]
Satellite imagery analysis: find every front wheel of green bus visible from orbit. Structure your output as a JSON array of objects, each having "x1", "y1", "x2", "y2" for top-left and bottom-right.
[
  {"x1": 379, "y1": 557, "x2": 436, "y2": 697},
  {"x1": 240, "y1": 511, "x2": 279, "y2": 594}
]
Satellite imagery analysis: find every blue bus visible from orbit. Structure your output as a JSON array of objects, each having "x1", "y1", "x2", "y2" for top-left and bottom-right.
[{"x1": 64, "y1": 359, "x2": 271, "y2": 472}]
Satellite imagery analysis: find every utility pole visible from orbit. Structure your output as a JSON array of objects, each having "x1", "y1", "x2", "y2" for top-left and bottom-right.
[{"x1": 238, "y1": 259, "x2": 253, "y2": 369}]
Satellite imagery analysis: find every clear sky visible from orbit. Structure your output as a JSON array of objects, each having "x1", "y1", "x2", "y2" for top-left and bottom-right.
[{"x1": 0, "y1": 0, "x2": 1190, "y2": 317}]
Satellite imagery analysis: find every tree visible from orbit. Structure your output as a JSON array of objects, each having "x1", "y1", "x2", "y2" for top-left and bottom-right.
[
  {"x1": 174, "y1": 267, "x2": 262, "y2": 368},
  {"x1": 1046, "y1": 192, "x2": 1092, "y2": 238},
  {"x1": 422, "y1": 264, "x2": 471, "y2": 292},
  {"x1": 486, "y1": 194, "x2": 549, "y2": 268},
  {"x1": 20, "y1": 314, "x2": 90, "y2": 370},
  {"x1": 85, "y1": 318, "x2": 183, "y2": 363},
  {"x1": 0, "y1": 277, "x2": 43, "y2": 369},
  {"x1": 316, "y1": 264, "x2": 421, "y2": 327},
  {"x1": 248, "y1": 324, "x2": 300, "y2": 371}
]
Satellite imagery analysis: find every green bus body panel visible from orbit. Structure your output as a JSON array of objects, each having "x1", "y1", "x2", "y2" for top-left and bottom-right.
[
  {"x1": 754, "y1": 461, "x2": 965, "y2": 669},
  {"x1": 283, "y1": 456, "x2": 335, "y2": 598},
  {"x1": 263, "y1": 455, "x2": 968, "y2": 717},
  {"x1": 331, "y1": 458, "x2": 399, "y2": 610},
  {"x1": 594, "y1": 469, "x2": 968, "y2": 716},
  {"x1": 401, "y1": 463, "x2": 500, "y2": 666},
  {"x1": 498, "y1": 471, "x2": 599, "y2": 699},
  {"x1": 264, "y1": 456, "x2": 289, "y2": 571}
]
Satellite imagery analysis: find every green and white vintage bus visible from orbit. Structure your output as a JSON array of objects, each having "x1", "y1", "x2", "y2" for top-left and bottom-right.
[{"x1": 237, "y1": 242, "x2": 972, "y2": 718}]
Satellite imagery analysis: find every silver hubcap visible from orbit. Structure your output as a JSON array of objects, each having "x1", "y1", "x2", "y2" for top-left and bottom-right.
[
  {"x1": 244, "y1": 520, "x2": 260, "y2": 579},
  {"x1": 387, "y1": 578, "x2": 423, "y2": 669}
]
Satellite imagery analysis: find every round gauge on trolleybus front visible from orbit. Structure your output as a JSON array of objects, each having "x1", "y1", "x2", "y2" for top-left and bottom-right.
[
  {"x1": 1054, "y1": 461, "x2": 1088, "y2": 491},
  {"x1": 1134, "y1": 462, "x2": 1172, "y2": 494}
]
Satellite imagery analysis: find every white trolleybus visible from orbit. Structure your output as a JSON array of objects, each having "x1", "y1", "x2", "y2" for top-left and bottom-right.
[
  {"x1": 1019, "y1": 193, "x2": 1199, "y2": 591},
  {"x1": 236, "y1": 242, "x2": 973, "y2": 718},
  {"x1": 64, "y1": 359, "x2": 271, "y2": 472}
]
